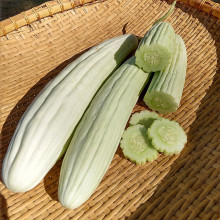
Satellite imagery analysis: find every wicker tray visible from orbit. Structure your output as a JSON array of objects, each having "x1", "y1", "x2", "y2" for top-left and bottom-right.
[{"x1": 0, "y1": 0, "x2": 219, "y2": 219}]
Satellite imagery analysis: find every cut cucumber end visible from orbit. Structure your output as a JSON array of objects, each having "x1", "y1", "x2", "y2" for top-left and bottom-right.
[
  {"x1": 147, "y1": 118, "x2": 187, "y2": 155},
  {"x1": 120, "y1": 125, "x2": 158, "y2": 164},
  {"x1": 144, "y1": 91, "x2": 178, "y2": 114},
  {"x1": 135, "y1": 43, "x2": 172, "y2": 72},
  {"x1": 129, "y1": 110, "x2": 161, "y2": 129}
]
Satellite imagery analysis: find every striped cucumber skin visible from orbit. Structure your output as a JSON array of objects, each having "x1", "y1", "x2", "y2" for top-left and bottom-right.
[
  {"x1": 135, "y1": 22, "x2": 176, "y2": 72},
  {"x1": 144, "y1": 34, "x2": 187, "y2": 114},
  {"x1": 120, "y1": 125, "x2": 158, "y2": 164},
  {"x1": 58, "y1": 56, "x2": 151, "y2": 209},
  {"x1": 2, "y1": 34, "x2": 138, "y2": 193}
]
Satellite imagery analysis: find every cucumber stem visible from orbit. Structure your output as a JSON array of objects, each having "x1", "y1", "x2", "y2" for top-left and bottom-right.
[{"x1": 154, "y1": 1, "x2": 176, "y2": 25}]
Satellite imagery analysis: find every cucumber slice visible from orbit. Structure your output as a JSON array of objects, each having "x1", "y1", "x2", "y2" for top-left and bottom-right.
[
  {"x1": 120, "y1": 125, "x2": 158, "y2": 164},
  {"x1": 147, "y1": 118, "x2": 187, "y2": 155},
  {"x1": 135, "y1": 2, "x2": 176, "y2": 72},
  {"x1": 144, "y1": 35, "x2": 187, "y2": 114},
  {"x1": 129, "y1": 110, "x2": 161, "y2": 129}
]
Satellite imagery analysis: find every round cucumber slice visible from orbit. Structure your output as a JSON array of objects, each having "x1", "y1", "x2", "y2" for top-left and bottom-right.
[
  {"x1": 129, "y1": 110, "x2": 161, "y2": 129},
  {"x1": 120, "y1": 125, "x2": 158, "y2": 164},
  {"x1": 147, "y1": 119, "x2": 187, "y2": 155},
  {"x1": 135, "y1": 43, "x2": 172, "y2": 73}
]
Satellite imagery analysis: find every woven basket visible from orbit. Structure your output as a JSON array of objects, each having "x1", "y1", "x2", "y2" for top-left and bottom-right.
[{"x1": 0, "y1": 0, "x2": 219, "y2": 219}]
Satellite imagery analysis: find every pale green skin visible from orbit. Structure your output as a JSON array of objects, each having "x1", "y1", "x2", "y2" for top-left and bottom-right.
[
  {"x1": 147, "y1": 118, "x2": 187, "y2": 155},
  {"x1": 2, "y1": 34, "x2": 138, "y2": 193},
  {"x1": 120, "y1": 124, "x2": 158, "y2": 164},
  {"x1": 58, "y1": 56, "x2": 151, "y2": 209},
  {"x1": 129, "y1": 110, "x2": 161, "y2": 129},
  {"x1": 135, "y1": 22, "x2": 176, "y2": 72},
  {"x1": 144, "y1": 34, "x2": 187, "y2": 114}
]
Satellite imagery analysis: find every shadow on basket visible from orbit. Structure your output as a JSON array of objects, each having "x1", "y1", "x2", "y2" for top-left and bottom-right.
[
  {"x1": 0, "y1": 194, "x2": 8, "y2": 219},
  {"x1": 127, "y1": 72, "x2": 220, "y2": 219}
]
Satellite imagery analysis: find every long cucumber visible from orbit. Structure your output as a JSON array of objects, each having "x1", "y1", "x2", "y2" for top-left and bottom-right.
[
  {"x1": 58, "y1": 56, "x2": 151, "y2": 209},
  {"x1": 2, "y1": 34, "x2": 138, "y2": 193}
]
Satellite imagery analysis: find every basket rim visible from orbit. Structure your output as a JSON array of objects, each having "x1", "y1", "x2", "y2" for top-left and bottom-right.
[{"x1": 0, "y1": 0, "x2": 219, "y2": 37}]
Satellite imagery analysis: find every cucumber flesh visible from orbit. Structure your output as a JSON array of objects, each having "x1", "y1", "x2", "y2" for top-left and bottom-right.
[
  {"x1": 120, "y1": 125, "x2": 158, "y2": 164},
  {"x1": 135, "y1": 43, "x2": 171, "y2": 72},
  {"x1": 135, "y1": 22, "x2": 176, "y2": 72},
  {"x1": 129, "y1": 110, "x2": 161, "y2": 129},
  {"x1": 144, "y1": 90, "x2": 178, "y2": 114},
  {"x1": 147, "y1": 118, "x2": 187, "y2": 155},
  {"x1": 135, "y1": 1, "x2": 176, "y2": 73}
]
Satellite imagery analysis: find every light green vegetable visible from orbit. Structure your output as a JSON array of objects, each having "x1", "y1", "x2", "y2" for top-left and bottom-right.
[
  {"x1": 135, "y1": 1, "x2": 176, "y2": 72},
  {"x1": 147, "y1": 118, "x2": 187, "y2": 155},
  {"x1": 2, "y1": 34, "x2": 138, "y2": 193},
  {"x1": 129, "y1": 110, "x2": 161, "y2": 128},
  {"x1": 58, "y1": 56, "x2": 151, "y2": 209},
  {"x1": 144, "y1": 34, "x2": 187, "y2": 114},
  {"x1": 120, "y1": 125, "x2": 158, "y2": 164}
]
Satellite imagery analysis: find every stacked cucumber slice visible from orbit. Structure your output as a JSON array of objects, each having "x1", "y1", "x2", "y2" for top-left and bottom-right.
[
  {"x1": 129, "y1": 110, "x2": 161, "y2": 128},
  {"x1": 120, "y1": 125, "x2": 158, "y2": 164},
  {"x1": 120, "y1": 110, "x2": 187, "y2": 164},
  {"x1": 148, "y1": 118, "x2": 187, "y2": 155}
]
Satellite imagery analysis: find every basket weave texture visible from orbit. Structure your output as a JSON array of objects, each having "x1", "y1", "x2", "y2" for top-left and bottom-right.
[{"x1": 0, "y1": 0, "x2": 219, "y2": 219}]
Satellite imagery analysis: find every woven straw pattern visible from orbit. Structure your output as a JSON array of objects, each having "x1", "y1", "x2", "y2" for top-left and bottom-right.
[
  {"x1": 0, "y1": 0, "x2": 220, "y2": 37},
  {"x1": 0, "y1": 0, "x2": 103, "y2": 37},
  {"x1": 0, "y1": 0, "x2": 219, "y2": 219}
]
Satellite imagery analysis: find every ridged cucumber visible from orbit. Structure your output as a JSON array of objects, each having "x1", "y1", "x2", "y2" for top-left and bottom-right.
[
  {"x1": 143, "y1": 34, "x2": 187, "y2": 114},
  {"x1": 135, "y1": 1, "x2": 176, "y2": 72},
  {"x1": 147, "y1": 118, "x2": 187, "y2": 155},
  {"x1": 58, "y1": 56, "x2": 151, "y2": 209},
  {"x1": 120, "y1": 125, "x2": 158, "y2": 164},
  {"x1": 2, "y1": 34, "x2": 138, "y2": 193},
  {"x1": 129, "y1": 110, "x2": 161, "y2": 128}
]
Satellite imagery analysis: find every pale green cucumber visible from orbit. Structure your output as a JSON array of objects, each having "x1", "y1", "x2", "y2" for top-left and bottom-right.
[
  {"x1": 147, "y1": 118, "x2": 187, "y2": 155},
  {"x1": 2, "y1": 34, "x2": 138, "y2": 193},
  {"x1": 58, "y1": 56, "x2": 151, "y2": 209},
  {"x1": 135, "y1": 2, "x2": 176, "y2": 72},
  {"x1": 144, "y1": 34, "x2": 187, "y2": 114},
  {"x1": 120, "y1": 125, "x2": 158, "y2": 164},
  {"x1": 129, "y1": 110, "x2": 161, "y2": 128}
]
